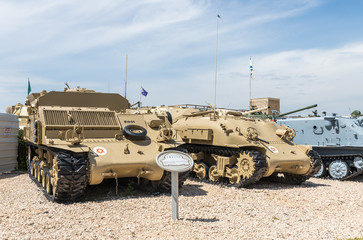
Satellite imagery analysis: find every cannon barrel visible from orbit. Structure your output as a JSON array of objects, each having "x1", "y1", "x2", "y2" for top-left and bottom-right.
[
  {"x1": 278, "y1": 104, "x2": 317, "y2": 117},
  {"x1": 241, "y1": 106, "x2": 269, "y2": 116}
]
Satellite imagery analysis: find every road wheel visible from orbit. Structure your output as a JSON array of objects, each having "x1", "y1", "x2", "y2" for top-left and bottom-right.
[
  {"x1": 30, "y1": 160, "x2": 35, "y2": 176},
  {"x1": 31, "y1": 156, "x2": 39, "y2": 177},
  {"x1": 208, "y1": 165, "x2": 220, "y2": 182},
  {"x1": 42, "y1": 168, "x2": 47, "y2": 188},
  {"x1": 194, "y1": 163, "x2": 209, "y2": 180},
  {"x1": 328, "y1": 160, "x2": 350, "y2": 179},
  {"x1": 45, "y1": 170, "x2": 53, "y2": 194},
  {"x1": 314, "y1": 162, "x2": 327, "y2": 178},
  {"x1": 229, "y1": 167, "x2": 241, "y2": 185},
  {"x1": 353, "y1": 156, "x2": 363, "y2": 170},
  {"x1": 36, "y1": 162, "x2": 42, "y2": 184}
]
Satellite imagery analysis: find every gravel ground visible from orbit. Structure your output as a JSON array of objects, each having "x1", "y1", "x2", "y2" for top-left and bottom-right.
[{"x1": 0, "y1": 172, "x2": 362, "y2": 240}]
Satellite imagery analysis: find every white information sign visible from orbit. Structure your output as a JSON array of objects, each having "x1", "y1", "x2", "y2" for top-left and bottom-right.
[
  {"x1": 156, "y1": 150, "x2": 193, "y2": 220},
  {"x1": 156, "y1": 151, "x2": 194, "y2": 172}
]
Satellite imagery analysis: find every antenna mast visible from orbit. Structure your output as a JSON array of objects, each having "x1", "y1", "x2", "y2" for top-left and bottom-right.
[
  {"x1": 64, "y1": 82, "x2": 70, "y2": 89},
  {"x1": 214, "y1": 14, "x2": 221, "y2": 109},
  {"x1": 249, "y1": 57, "x2": 253, "y2": 110},
  {"x1": 124, "y1": 54, "x2": 128, "y2": 99}
]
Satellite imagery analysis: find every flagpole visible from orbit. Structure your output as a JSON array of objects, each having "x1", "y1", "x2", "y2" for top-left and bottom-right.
[
  {"x1": 214, "y1": 14, "x2": 220, "y2": 109},
  {"x1": 125, "y1": 54, "x2": 128, "y2": 99},
  {"x1": 249, "y1": 56, "x2": 252, "y2": 110},
  {"x1": 139, "y1": 86, "x2": 142, "y2": 108}
]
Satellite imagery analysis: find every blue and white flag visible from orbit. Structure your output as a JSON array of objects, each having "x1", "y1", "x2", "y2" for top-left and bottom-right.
[
  {"x1": 250, "y1": 57, "x2": 253, "y2": 78},
  {"x1": 141, "y1": 87, "x2": 148, "y2": 96}
]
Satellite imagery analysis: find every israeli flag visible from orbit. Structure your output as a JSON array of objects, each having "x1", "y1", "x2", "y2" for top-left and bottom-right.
[
  {"x1": 250, "y1": 57, "x2": 253, "y2": 77},
  {"x1": 141, "y1": 87, "x2": 148, "y2": 96}
]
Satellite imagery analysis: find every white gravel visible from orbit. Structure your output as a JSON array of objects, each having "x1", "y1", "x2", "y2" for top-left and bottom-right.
[{"x1": 0, "y1": 172, "x2": 362, "y2": 240}]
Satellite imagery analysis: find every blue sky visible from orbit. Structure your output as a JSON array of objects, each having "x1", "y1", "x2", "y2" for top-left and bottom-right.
[{"x1": 1, "y1": 0, "x2": 363, "y2": 115}]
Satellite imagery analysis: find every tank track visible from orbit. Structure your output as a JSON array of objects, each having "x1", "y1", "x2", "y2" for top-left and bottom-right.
[
  {"x1": 52, "y1": 152, "x2": 88, "y2": 202},
  {"x1": 26, "y1": 155, "x2": 31, "y2": 176},
  {"x1": 307, "y1": 150, "x2": 323, "y2": 177},
  {"x1": 27, "y1": 148, "x2": 88, "y2": 203},
  {"x1": 343, "y1": 168, "x2": 363, "y2": 180},
  {"x1": 316, "y1": 154, "x2": 363, "y2": 180},
  {"x1": 266, "y1": 150, "x2": 322, "y2": 185},
  {"x1": 237, "y1": 150, "x2": 267, "y2": 187},
  {"x1": 181, "y1": 144, "x2": 267, "y2": 188}
]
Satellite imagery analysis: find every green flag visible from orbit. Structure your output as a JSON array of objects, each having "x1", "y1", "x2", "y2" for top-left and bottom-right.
[{"x1": 27, "y1": 78, "x2": 31, "y2": 95}]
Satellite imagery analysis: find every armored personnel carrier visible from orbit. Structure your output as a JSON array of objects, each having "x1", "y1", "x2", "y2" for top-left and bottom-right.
[
  {"x1": 168, "y1": 108, "x2": 321, "y2": 187},
  {"x1": 23, "y1": 87, "x2": 186, "y2": 202},
  {"x1": 278, "y1": 114, "x2": 363, "y2": 180}
]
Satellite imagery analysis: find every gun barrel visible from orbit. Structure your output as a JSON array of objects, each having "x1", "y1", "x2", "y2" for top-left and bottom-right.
[
  {"x1": 242, "y1": 107, "x2": 269, "y2": 115},
  {"x1": 278, "y1": 104, "x2": 317, "y2": 117}
]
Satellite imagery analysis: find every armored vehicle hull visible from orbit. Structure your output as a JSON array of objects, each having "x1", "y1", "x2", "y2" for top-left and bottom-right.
[
  {"x1": 170, "y1": 109, "x2": 321, "y2": 187},
  {"x1": 24, "y1": 88, "x2": 186, "y2": 202},
  {"x1": 278, "y1": 116, "x2": 363, "y2": 180}
]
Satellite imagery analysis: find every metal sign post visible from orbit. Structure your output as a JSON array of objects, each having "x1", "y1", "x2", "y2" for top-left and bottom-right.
[
  {"x1": 171, "y1": 171, "x2": 179, "y2": 220},
  {"x1": 156, "y1": 150, "x2": 194, "y2": 221}
]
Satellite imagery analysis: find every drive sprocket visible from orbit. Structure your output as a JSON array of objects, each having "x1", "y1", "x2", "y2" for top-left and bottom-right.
[{"x1": 234, "y1": 150, "x2": 268, "y2": 188}]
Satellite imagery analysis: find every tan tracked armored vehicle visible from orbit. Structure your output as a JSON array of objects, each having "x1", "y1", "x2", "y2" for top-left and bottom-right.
[
  {"x1": 169, "y1": 107, "x2": 321, "y2": 187},
  {"x1": 24, "y1": 87, "x2": 186, "y2": 202},
  {"x1": 6, "y1": 103, "x2": 29, "y2": 128}
]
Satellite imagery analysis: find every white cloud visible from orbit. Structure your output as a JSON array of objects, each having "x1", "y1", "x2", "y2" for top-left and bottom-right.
[
  {"x1": 0, "y1": 0, "x2": 320, "y2": 63},
  {"x1": 0, "y1": 0, "x2": 203, "y2": 62},
  {"x1": 214, "y1": 43, "x2": 363, "y2": 115},
  {"x1": 0, "y1": 70, "x2": 60, "y2": 109},
  {"x1": 3, "y1": 0, "x2": 354, "y2": 115}
]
